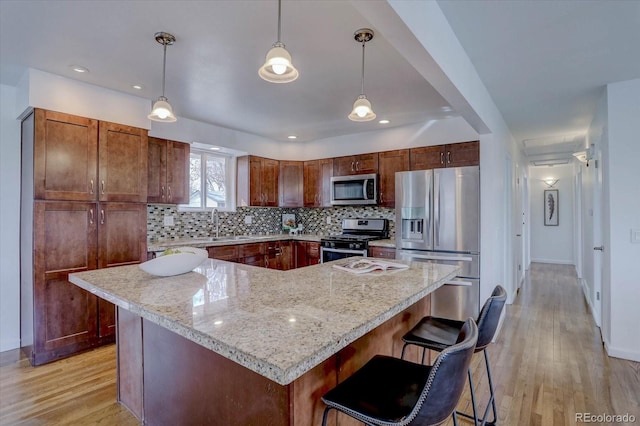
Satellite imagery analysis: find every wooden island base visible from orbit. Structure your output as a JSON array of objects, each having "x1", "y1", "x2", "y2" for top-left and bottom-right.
[{"x1": 116, "y1": 296, "x2": 430, "y2": 426}]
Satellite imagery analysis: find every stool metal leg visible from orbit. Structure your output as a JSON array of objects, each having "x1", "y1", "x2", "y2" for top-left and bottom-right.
[
  {"x1": 321, "y1": 406, "x2": 332, "y2": 426},
  {"x1": 484, "y1": 348, "x2": 498, "y2": 425},
  {"x1": 455, "y1": 349, "x2": 498, "y2": 426}
]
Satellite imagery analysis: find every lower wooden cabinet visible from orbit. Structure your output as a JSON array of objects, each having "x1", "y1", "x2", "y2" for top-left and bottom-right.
[
  {"x1": 24, "y1": 201, "x2": 146, "y2": 365},
  {"x1": 368, "y1": 246, "x2": 396, "y2": 260}
]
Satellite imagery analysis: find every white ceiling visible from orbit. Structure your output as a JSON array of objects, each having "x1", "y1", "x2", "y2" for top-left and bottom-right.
[
  {"x1": 1, "y1": 1, "x2": 639, "y2": 160},
  {"x1": 438, "y1": 0, "x2": 640, "y2": 164}
]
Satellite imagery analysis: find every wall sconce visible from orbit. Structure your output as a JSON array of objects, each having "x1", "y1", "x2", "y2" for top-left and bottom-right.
[{"x1": 543, "y1": 178, "x2": 558, "y2": 188}]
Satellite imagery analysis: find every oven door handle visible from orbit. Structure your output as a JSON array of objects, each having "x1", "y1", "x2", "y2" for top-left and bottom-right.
[{"x1": 322, "y1": 247, "x2": 367, "y2": 255}]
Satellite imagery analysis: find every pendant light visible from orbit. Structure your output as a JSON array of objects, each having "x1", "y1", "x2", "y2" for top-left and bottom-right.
[
  {"x1": 148, "y1": 32, "x2": 177, "y2": 122},
  {"x1": 259, "y1": 0, "x2": 299, "y2": 83},
  {"x1": 348, "y1": 28, "x2": 376, "y2": 122}
]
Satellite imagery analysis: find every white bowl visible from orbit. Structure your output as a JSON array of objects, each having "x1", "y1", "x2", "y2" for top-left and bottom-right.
[{"x1": 139, "y1": 247, "x2": 208, "y2": 277}]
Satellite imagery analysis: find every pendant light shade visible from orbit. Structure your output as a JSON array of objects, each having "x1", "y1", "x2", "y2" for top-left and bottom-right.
[
  {"x1": 349, "y1": 29, "x2": 376, "y2": 122},
  {"x1": 259, "y1": 0, "x2": 298, "y2": 83},
  {"x1": 149, "y1": 32, "x2": 177, "y2": 122}
]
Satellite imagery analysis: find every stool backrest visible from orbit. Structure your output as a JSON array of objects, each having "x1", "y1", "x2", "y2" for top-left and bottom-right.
[
  {"x1": 476, "y1": 285, "x2": 507, "y2": 351},
  {"x1": 408, "y1": 318, "x2": 478, "y2": 425}
]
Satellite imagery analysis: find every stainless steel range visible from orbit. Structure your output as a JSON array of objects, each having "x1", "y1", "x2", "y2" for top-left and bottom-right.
[{"x1": 320, "y1": 218, "x2": 389, "y2": 263}]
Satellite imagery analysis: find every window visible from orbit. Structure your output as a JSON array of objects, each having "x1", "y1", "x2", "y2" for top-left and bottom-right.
[{"x1": 180, "y1": 149, "x2": 235, "y2": 211}]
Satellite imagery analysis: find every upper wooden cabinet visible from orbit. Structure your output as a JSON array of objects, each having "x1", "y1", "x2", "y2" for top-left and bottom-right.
[
  {"x1": 147, "y1": 137, "x2": 190, "y2": 204},
  {"x1": 32, "y1": 109, "x2": 149, "y2": 202},
  {"x1": 303, "y1": 159, "x2": 333, "y2": 207},
  {"x1": 410, "y1": 141, "x2": 479, "y2": 170},
  {"x1": 279, "y1": 161, "x2": 303, "y2": 207},
  {"x1": 378, "y1": 149, "x2": 410, "y2": 207},
  {"x1": 98, "y1": 121, "x2": 148, "y2": 202},
  {"x1": 333, "y1": 153, "x2": 379, "y2": 176},
  {"x1": 237, "y1": 155, "x2": 279, "y2": 207},
  {"x1": 34, "y1": 109, "x2": 98, "y2": 201}
]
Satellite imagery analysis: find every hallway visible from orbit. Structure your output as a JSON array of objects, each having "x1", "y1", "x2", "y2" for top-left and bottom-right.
[
  {"x1": 448, "y1": 262, "x2": 640, "y2": 425},
  {"x1": 1, "y1": 263, "x2": 639, "y2": 424}
]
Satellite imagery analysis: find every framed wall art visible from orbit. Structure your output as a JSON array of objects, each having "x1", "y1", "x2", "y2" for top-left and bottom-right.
[{"x1": 544, "y1": 189, "x2": 559, "y2": 226}]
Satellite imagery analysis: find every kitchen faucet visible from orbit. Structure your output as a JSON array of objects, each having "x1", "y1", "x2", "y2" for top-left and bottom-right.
[{"x1": 211, "y1": 208, "x2": 219, "y2": 238}]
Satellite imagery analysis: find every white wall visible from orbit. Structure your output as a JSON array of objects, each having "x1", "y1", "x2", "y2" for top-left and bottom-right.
[
  {"x1": 528, "y1": 165, "x2": 575, "y2": 264},
  {"x1": 603, "y1": 79, "x2": 640, "y2": 362},
  {"x1": 0, "y1": 84, "x2": 21, "y2": 351}
]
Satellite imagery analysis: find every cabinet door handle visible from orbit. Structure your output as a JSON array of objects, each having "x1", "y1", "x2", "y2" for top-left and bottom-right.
[
  {"x1": 440, "y1": 152, "x2": 445, "y2": 165},
  {"x1": 101, "y1": 180, "x2": 105, "y2": 195},
  {"x1": 380, "y1": 192, "x2": 384, "y2": 203},
  {"x1": 89, "y1": 179, "x2": 94, "y2": 194},
  {"x1": 355, "y1": 161, "x2": 360, "y2": 171},
  {"x1": 161, "y1": 185, "x2": 165, "y2": 199},
  {"x1": 100, "y1": 209, "x2": 105, "y2": 225},
  {"x1": 351, "y1": 161, "x2": 355, "y2": 172},
  {"x1": 167, "y1": 185, "x2": 172, "y2": 201},
  {"x1": 89, "y1": 209, "x2": 94, "y2": 224},
  {"x1": 447, "y1": 151, "x2": 451, "y2": 164}
]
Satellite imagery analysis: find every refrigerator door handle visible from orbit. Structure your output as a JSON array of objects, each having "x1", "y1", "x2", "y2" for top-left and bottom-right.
[
  {"x1": 445, "y1": 280, "x2": 473, "y2": 287},
  {"x1": 400, "y1": 251, "x2": 473, "y2": 262},
  {"x1": 434, "y1": 174, "x2": 440, "y2": 247}
]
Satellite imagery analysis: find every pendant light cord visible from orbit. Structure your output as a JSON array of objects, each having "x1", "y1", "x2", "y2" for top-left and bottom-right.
[
  {"x1": 277, "y1": 0, "x2": 282, "y2": 43},
  {"x1": 360, "y1": 41, "x2": 366, "y2": 95},
  {"x1": 161, "y1": 40, "x2": 167, "y2": 98}
]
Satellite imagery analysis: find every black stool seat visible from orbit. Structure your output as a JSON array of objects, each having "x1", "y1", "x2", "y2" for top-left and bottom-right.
[
  {"x1": 402, "y1": 316, "x2": 464, "y2": 352},
  {"x1": 322, "y1": 355, "x2": 432, "y2": 423},
  {"x1": 321, "y1": 318, "x2": 478, "y2": 426}
]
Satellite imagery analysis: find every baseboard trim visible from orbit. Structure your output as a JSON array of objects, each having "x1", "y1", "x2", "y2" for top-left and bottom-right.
[
  {"x1": 579, "y1": 278, "x2": 601, "y2": 327},
  {"x1": 530, "y1": 258, "x2": 575, "y2": 265},
  {"x1": 604, "y1": 341, "x2": 640, "y2": 363}
]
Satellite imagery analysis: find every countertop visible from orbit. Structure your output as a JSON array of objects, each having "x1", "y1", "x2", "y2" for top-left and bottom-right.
[
  {"x1": 69, "y1": 258, "x2": 457, "y2": 385},
  {"x1": 148, "y1": 234, "x2": 396, "y2": 252},
  {"x1": 148, "y1": 234, "x2": 322, "y2": 252}
]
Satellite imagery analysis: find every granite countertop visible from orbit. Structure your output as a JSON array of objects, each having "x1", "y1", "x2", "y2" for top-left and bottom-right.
[
  {"x1": 69, "y1": 258, "x2": 458, "y2": 385},
  {"x1": 148, "y1": 233, "x2": 322, "y2": 252},
  {"x1": 368, "y1": 238, "x2": 396, "y2": 248}
]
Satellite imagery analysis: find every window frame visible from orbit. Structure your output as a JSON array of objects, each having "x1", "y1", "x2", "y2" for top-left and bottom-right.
[{"x1": 178, "y1": 148, "x2": 236, "y2": 212}]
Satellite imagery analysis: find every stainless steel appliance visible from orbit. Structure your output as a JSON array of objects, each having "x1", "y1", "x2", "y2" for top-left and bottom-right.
[
  {"x1": 395, "y1": 167, "x2": 480, "y2": 320},
  {"x1": 330, "y1": 173, "x2": 378, "y2": 205},
  {"x1": 321, "y1": 218, "x2": 389, "y2": 263}
]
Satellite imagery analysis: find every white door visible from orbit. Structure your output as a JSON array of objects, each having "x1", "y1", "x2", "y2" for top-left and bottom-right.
[
  {"x1": 592, "y1": 149, "x2": 603, "y2": 326},
  {"x1": 514, "y1": 166, "x2": 524, "y2": 291}
]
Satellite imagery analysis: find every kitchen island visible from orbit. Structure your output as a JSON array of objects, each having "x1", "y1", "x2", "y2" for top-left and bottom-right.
[{"x1": 70, "y1": 258, "x2": 459, "y2": 425}]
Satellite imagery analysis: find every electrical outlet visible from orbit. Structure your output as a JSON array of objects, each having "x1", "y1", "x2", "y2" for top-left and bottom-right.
[
  {"x1": 163, "y1": 215, "x2": 174, "y2": 227},
  {"x1": 244, "y1": 216, "x2": 252, "y2": 225},
  {"x1": 632, "y1": 228, "x2": 640, "y2": 243},
  {"x1": 326, "y1": 216, "x2": 331, "y2": 225}
]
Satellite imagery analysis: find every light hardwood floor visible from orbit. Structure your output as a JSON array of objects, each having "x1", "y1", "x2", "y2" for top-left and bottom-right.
[{"x1": 1, "y1": 263, "x2": 638, "y2": 425}]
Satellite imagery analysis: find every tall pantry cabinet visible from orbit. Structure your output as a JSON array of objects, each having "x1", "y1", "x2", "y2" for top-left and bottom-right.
[{"x1": 20, "y1": 109, "x2": 148, "y2": 365}]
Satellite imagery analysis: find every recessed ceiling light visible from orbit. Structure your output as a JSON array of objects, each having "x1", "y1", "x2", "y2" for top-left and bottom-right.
[
  {"x1": 209, "y1": 146, "x2": 220, "y2": 151},
  {"x1": 440, "y1": 106, "x2": 453, "y2": 112},
  {"x1": 214, "y1": 320, "x2": 223, "y2": 325},
  {"x1": 289, "y1": 318, "x2": 297, "y2": 323},
  {"x1": 132, "y1": 84, "x2": 143, "y2": 90},
  {"x1": 378, "y1": 119, "x2": 390, "y2": 124},
  {"x1": 287, "y1": 135, "x2": 297, "y2": 140},
  {"x1": 70, "y1": 65, "x2": 89, "y2": 73}
]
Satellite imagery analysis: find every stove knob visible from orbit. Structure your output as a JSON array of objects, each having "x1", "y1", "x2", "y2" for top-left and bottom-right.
[
  {"x1": 349, "y1": 243, "x2": 355, "y2": 250},
  {"x1": 331, "y1": 242, "x2": 336, "y2": 248}
]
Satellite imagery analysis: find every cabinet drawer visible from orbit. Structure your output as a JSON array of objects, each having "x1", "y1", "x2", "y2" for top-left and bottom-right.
[
  {"x1": 307, "y1": 242, "x2": 320, "y2": 257},
  {"x1": 368, "y1": 246, "x2": 396, "y2": 259},
  {"x1": 207, "y1": 245, "x2": 238, "y2": 261},
  {"x1": 239, "y1": 243, "x2": 265, "y2": 258},
  {"x1": 240, "y1": 255, "x2": 265, "y2": 267}
]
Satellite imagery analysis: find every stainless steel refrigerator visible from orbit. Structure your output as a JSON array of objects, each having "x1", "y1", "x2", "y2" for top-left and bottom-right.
[{"x1": 395, "y1": 167, "x2": 480, "y2": 320}]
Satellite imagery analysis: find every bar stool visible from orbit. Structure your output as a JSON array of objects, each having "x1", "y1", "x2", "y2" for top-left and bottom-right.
[
  {"x1": 401, "y1": 285, "x2": 507, "y2": 426},
  {"x1": 321, "y1": 318, "x2": 477, "y2": 426}
]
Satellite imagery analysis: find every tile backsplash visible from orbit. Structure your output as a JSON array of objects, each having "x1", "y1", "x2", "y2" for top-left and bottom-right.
[{"x1": 147, "y1": 205, "x2": 396, "y2": 242}]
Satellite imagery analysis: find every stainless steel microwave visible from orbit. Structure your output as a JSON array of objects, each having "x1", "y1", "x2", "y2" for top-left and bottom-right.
[{"x1": 330, "y1": 173, "x2": 378, "y2": 205}]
